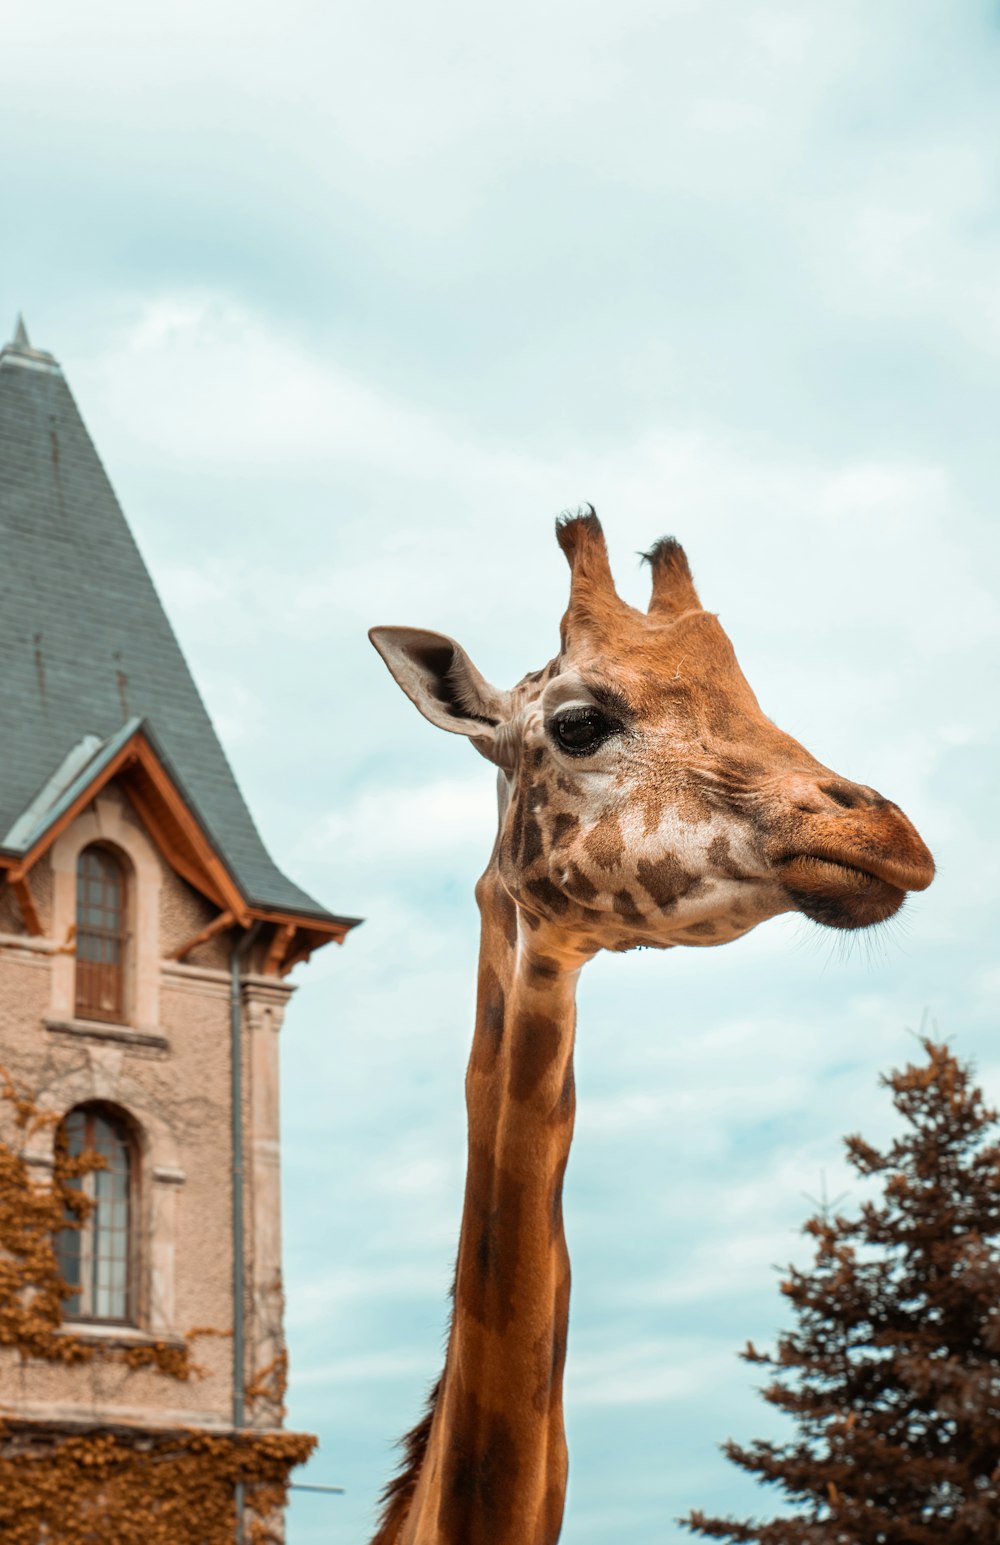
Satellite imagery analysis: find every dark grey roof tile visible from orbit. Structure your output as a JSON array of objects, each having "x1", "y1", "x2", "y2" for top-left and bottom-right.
[{"x1": 0, "y1": 336, "x2": 350, "y2": 926}]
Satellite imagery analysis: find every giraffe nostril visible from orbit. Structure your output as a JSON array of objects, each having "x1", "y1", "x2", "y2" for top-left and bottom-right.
[{"x1": 819, "y1": 780, "x2": 878, "y2": 812}]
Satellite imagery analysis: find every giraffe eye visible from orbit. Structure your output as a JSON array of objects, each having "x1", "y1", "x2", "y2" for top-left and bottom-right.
[{"x1": 550, "y1": 706, "x2": 617, "y2": 756}]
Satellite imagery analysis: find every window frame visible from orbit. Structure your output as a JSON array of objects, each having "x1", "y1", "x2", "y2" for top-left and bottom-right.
[
  {"x1": 74, "y1": 843, "x2": 130, "y2": 1025},
  {"x1": 56, "y1": 1103, "x2": 138, "y2": 1327}
]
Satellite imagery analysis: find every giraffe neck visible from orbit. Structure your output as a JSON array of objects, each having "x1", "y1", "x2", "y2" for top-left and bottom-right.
[{"x1": 387, "y1": 865, "x2": 582, "y2": 1545}]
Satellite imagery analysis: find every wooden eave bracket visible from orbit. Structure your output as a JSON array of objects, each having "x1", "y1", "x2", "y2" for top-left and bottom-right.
[
  {"x1": 120, "y1": 743, "x2": 251, "y2": 925},
  {"x1": 6, "y1": 729, "x2": 251, "y2": 926},
  {"x1": 279, "y1": 938, "x2": 314, "y2": 977},
  {"x1": 171, "y1": 908, "x2": 236, "y2": 962},
  {"x1": 263, "y1": 922, "x2": 296, "y2": 977},
  {"x1": 3, "y1": 731, "x2": 360, "y2": 969},
  {"x1": 257, "y1": 912, "x2": 358, "y2": 977},
  {"x1": 12, "y1": 874, "x2": 43, "y2": 937}
]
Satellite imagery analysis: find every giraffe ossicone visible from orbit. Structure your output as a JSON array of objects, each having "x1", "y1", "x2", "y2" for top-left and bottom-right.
[{"x1": 367, "y1": 510, "x2": 933, "y2": 1545}]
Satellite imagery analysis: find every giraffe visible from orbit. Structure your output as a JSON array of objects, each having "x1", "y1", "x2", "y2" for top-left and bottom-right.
[{"x1": 367, "y1": 510, "x2": 934, "y2": 1545}]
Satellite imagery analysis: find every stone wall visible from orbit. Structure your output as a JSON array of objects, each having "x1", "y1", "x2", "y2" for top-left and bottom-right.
[{"x1": 0, "y1": 778, "x2": 293, "y2": 1437}]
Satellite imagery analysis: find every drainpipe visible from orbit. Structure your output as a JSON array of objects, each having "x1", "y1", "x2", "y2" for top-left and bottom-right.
[{"x1": 231, "y1": 921, "x2": 261, "y2": 1545}]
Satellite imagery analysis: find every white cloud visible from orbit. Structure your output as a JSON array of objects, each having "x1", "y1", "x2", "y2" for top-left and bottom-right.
[
  {"x1": 3, "y1": 5, "x2": 998, "y2": 1540},
  {"x1": 287, "y1": 1262, "x2": 450, "y2": 1331},
  {"x1": 570, "y1": 1338, "x2": 736, "y2": 1408},
  {"x1": 294, "y1": 1349, "x2": 436, "y2": 1387},
  {"x1": 309, "y1": 775, "x2": 496, "y2": 867}
]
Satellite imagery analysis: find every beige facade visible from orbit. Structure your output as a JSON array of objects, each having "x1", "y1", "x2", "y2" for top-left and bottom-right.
[
  {"x1": 0, "y1": 321, "x2": 357, "y2": 1538},
  {"x1": 0, "y1": 781, "x2": 293, "y2": 1436}
]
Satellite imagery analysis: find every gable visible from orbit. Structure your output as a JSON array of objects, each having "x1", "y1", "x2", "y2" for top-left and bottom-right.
[{"x1": 0, "y1": 330, "x2": 358, "y2": 950}]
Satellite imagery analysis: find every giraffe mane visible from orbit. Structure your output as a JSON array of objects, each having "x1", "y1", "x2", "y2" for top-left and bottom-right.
[
  {"x1": 370, "y1": 1276, "x2": 456, "y2": 1543},
  {"x1": 370, "y1": 1374, "x2": 443, "y2": 1544}
]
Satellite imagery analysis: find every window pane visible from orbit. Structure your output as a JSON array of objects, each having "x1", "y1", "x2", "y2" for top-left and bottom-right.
[
  {"x1": 56, "y1": 1106, "x2": 132, "y2": 1322},
  {"x1": 75, "y1": 847, "x2": 127, "y2": 1022},
  {"x1": 55, "y1": 1222, "x2": 81, "y2": 1311},
  {"x1": 63, "y1": 1111, "x2": 85, "y2": 1155}
]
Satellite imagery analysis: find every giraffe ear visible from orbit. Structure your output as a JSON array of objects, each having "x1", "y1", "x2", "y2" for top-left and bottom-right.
[{"x1": 369, "y1": 627, "x2": 513, "y2": 763}]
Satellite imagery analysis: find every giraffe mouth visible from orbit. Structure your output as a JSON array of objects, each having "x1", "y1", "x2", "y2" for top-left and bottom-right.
[{"x1": 779, "y1": 854, "x2": 907, "y2": 931}]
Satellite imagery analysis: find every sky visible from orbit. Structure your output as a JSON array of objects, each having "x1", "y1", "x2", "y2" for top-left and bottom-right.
[{"x1": 3, "y1": 1, "x2": 1000, "y2": 1539}]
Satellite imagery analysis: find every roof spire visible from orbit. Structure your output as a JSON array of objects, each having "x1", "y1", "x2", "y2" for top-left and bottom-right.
[{"x1": 1, "y1": 314, "x2": 60, "y2": 375}]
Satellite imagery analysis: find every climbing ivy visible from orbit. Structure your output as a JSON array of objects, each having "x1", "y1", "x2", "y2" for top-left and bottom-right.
[
  {"x1": 0, "y1": 1424, "x2": 316, "y2": 1545},
  {"x1": 0, "y1": 1070, "x2": 315, "y2": 1543}
]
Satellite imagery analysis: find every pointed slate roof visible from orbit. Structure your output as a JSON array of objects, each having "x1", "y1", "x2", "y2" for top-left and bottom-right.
[{"x1": 0, "y1": 320, "x2": 356, "y2": 931}]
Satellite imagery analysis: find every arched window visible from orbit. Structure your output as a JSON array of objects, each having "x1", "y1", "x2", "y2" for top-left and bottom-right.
[
  {"x1": 55, "y1": 1105, "x2": 134, "y2": 1323},
  {"x1": 75, "y1": 845, "x2": 128, "y2": 1022}
]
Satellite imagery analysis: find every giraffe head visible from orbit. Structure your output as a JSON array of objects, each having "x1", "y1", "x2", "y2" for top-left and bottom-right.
[{"x1": 371, "y1": 511, "x2": 933, "y2": 956}]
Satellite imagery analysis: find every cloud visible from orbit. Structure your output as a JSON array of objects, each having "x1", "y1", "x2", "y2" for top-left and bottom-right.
[
  {"x1": 286, "y1": 1264, "x2": 447, "y2": 1330},
  {"x1": 570, "y1": 1338, "x2": 737, "y2": 1409},
  {"x1": 3, "y1": 5, "x2": 998, "y2": 1540},
  {"x1": 308, "y1": 776, "x2": 496, "y2": 867},
  {"x1": 294, "y1": 1350, "x2": 436, "y2": 1388}
]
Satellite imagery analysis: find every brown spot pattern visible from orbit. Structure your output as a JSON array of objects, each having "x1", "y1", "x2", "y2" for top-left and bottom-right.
[
  {"x1": 529, "y1": 1267, "x2": 571, "y2": 1422},
  {"x1": 550, "y1": 1269, "x2": 570, "y2": 1400},
  {"x1": 472, "y1": 965, "x2": 506, "y2": 1072},
  {"x1": 708, "y1": 832, "x2": 748, "y2": 878},
  {"x1": 525, "y1": 876, "x2": 569, "y2": 915},
  {"x1": 550, "y1": 811, "x2": 579, "y2": 848},
  {"x1": 509, "y1": 795, "x2": 527, "y2": 868},
  {"x1": 552, "y1": 1064, "x2": 575, "y2": 1126},
  {"x1": 521, "y1": 816, "x2": 544, "y2": 867},
  {"x1": 636, "y1": 851, "x2": 695, "y2": 910},
  {"x1": 612, "y1": 888, "x2": 646, "y2": 926},
  {"x1": 528, "y1": 781, "x2": 549, "y2": 809},
  {"x1": 509, "y1": 1012, "x2": 564, "y2": 1103},
  {"x1": 458, "y1": 1148, "x2": 525, "y2": 1334},
  {"x1": 497, "y1": 888, "x2": 519, "y2": 947},
  {"x1": 531, "y1": 1329, "x2": 554, "y2": 1416},
  {"x1": 584, "y1": 811, "x2": 625, "y2": 870},
  {"x1": 437, "y1": 1385, "x2": 520, "y2": 1545},
  {"x1": 563, "y1": 864, "x2": 597, "y2": 902}
]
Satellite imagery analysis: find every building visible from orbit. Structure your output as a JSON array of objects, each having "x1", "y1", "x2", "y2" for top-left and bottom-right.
[{"x1": 0, "y1": 318, "x2": 358, "y2": 1541}]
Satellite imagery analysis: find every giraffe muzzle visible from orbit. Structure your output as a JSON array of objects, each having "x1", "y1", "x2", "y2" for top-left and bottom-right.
[
  {"x1": 779, "y1": 821, "x2": 935, "y2": 930},
  {"x1": 779, "y1": 856, "x2": 906, "y2": 930},
  {"x1": 769, "y1": 774, "x2": 935, "y2": 930}
]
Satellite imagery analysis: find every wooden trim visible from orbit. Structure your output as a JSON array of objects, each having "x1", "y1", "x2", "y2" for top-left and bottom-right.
[
  {"x1": 252, "y1": 907, "x2": 355, "y2": 944},
  {"x1": 12, "y1": 875, "x2": 42, "y2": 936},
  {"x1": 130, "y1": 741, "x2": 250, "y2": 925},
  {"x1": 8, "y1": 730, "x2": 249, "y2": 924},
  {"x1": 7, "y1": 742, "x2": 140, "y2": 883},
  {"x1": 280, "y1": 939, "x2": 319, "y2": 977},
  {"x1": 5, "y1": 728, "x2": 355, "y2": 961},
  {"x1": 169, "y1": 908, "x2": 236, "y2": 962},
  {"x1": 74, "y1": 845, "x2": 128, "y2": 1023},
  {"x1": 263, "y1": 922, "x2": 296, "y2": 977},
  {"x1": 121, "y1": 781, "x2": 227, "y2": 909}
]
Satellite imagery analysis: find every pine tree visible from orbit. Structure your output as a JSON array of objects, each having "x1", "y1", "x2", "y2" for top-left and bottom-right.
[{"x1": 683, "y1": 1039, "x2": 1000, "y2": 1544}]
